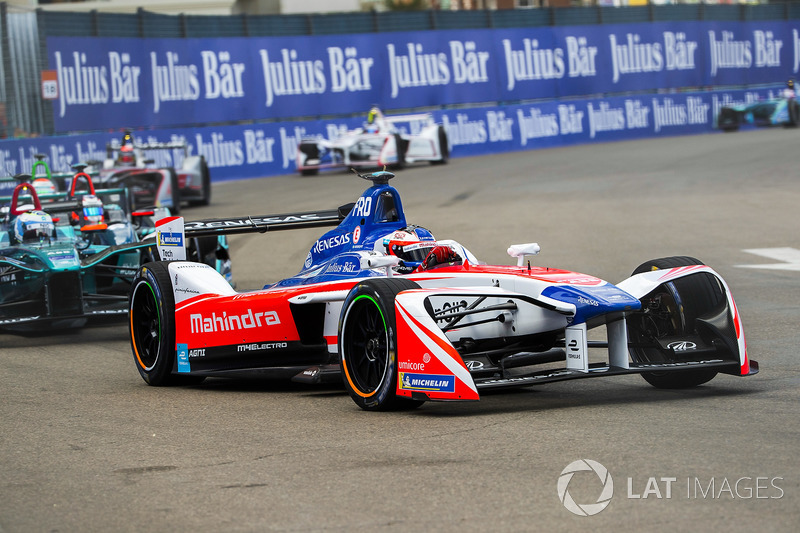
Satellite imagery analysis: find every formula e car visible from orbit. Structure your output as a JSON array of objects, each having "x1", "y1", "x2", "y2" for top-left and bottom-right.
[
  {"x1": 128, "y1": 170, "x2": 756, "y2": 410},
  {"x1": 0, "y1": 170, "x2": 231, "y2": 332},
  {"x1": 90, "y1": 131, "x2": 212, "y2": 211},
  {"x1": 717, "y1": 93, "x2": 800, "y2": 131},
  {"x1": 296, "y1": 108, "x2": 449, "y2": 175}
]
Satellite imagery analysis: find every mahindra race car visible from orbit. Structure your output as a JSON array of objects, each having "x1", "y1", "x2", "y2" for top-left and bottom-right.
[
  {"x1": 296, "y1": 108, "x2": 449, "y2": 175},
  {"x1": 128, "y1": 170, "x2": 756, "y2": 410},
  {"x1": 90, "y1": 131, "x2": 212, "y2": 211},
  {"x1": 717, "y1": 89, "x2": 800, "y2": 131},
  {"x1": 0, "y1": 170, "x2": 231, "y2": 332}
]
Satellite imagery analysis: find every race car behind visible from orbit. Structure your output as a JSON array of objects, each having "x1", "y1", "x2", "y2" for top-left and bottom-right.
[{"x1": 296, "y1": 108, "x2": 449, "y2": 175}]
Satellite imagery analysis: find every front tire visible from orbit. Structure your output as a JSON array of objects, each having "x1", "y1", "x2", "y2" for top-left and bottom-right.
[
  {"x1": 627, "y1": 256, "x2": 723, "y2": 389},
  {"x1": 339, "y1": 278, "x2": 423, "y2": 411},
  {"x1": 129, "y1": 261, "x2": 202, "y2": 386}
]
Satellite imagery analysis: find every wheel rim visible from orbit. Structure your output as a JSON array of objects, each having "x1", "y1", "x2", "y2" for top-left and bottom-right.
[
  {"x1": 131, "y1": 282, "x2": 161, "y2": 371},
  {"x1": 343, "y1": 295, "x2": 389, "y2": 394}
]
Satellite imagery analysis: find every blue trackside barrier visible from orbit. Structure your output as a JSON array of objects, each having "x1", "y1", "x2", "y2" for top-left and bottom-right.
[{"x1": 0, "y1": 86, "x2": 781, "y2": 183}]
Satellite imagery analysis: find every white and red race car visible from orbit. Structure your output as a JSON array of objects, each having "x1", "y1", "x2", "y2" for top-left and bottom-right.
[
  {"x1": 129, "y1": 171, "x2": 756, "y2": 411},
  {"x1": 92, "y1": 131, "x2": 212, "y2": 212},
  {"x1": 295, "y1": 108, "x2": 449, "y2": 175}
]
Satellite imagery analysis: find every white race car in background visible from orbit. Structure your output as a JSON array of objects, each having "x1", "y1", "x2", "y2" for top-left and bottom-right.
[{"x1": 296, "y1": 108, "x2": 449, "y2": 176}]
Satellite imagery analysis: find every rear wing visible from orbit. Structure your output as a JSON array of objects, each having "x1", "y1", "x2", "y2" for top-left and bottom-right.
[
  {"x1": 106, "y1": 140, "x2": 189, "y2": 156},
  {"x1": 152, "y1": 207, "x2": 346, "y2": 262},
  {"x1": 180, "y1": 209, "x2": 346, "y2": 238},
  {"x1": 384, "y1": 113, "x2": 434, "y2": 125}
]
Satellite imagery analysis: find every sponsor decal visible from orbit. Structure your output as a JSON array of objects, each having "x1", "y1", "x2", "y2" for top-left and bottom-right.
[
  {"x1": 351, "y1": 196, "x2": 372, "y2": 218},
  {"x1": 189, "y1": 309, "x2": 280, "y2": 334},
  {"x1": 313, "y1": 233, "x2": 351, "y2": 254},
  {"x1": 184, "y1": 213, "x2": 332, "y2": 230},
  {"x1": 158, "y1": 232, "x2": 183, "y2": 246},
  {"x1": 353, "y1": 225, "x2": 361, "y2": 244},
  {"x1": 399, "y1": 372, "x2": 455, "y2": 393},
  {"x1": 236, "y1": 342, "x2": 288, "y2": 352},
  {"x1": 399, "y1": 360, "x2": 425, "y2": 371},
  {"x1": 324, "y1": 259, "x2": 358, "y2": 274},
  {"x1": 176, "y1": 343, "x2": 191, "y2": 373}
]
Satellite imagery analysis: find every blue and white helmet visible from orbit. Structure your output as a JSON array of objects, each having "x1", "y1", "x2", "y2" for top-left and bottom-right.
[{"x1": 13, "y1": 210, "x2": 54, "y2": 244}]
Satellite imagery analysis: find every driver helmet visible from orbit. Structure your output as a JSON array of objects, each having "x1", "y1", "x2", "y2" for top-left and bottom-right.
[
  {"x1": 13, "y1": 210, "x2": 54, "y2": 245},
  {"x1": 32, "y1": 177, "x2": 57, "y2": 198},
  {"x1": 379, "y1": 226, "x2": 437, "y2": 264},
  {"x1": 788, "y1": 79, "x2": 795, "y2": 90},
  {"x1": 117, "y1": 144, "x2": 135, "y2": 166},
  {"x1": 365, "y1": 107, "x2": 383, "y2": 133},
  {"x1": 80, "y1": 195, "x2": 105, "y2": 225}
]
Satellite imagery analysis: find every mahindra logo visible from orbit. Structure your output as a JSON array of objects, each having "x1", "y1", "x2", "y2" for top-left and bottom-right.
[
  {"x1": 465, "y1": 360, "x2": 484, "y2": 371},
  {"x1": 190, "y1": 310, "x2": 280, "y2": 334},
  {"x1": 667, "y1": 341, "x2": 697, "y2": 352}
]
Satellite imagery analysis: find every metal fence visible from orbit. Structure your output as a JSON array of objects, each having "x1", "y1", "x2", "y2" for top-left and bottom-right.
[{"x1": 3, "y1": 1, "x2": 800, "y2": 137}]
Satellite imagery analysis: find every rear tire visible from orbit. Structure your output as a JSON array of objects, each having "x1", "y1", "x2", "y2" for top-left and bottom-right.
[
  {"x1": 430, "y1": 126, "x2": 449, "y2": 165},
  {"x1": 392, "y1": 134, "x2": 406, "y2": 170},
  {"x1": 129, "y1": 261, "x2": 203, "y2": 386},
  {"x1": 627, "y1": 256, "x2": 723, "y2": 389},
  {"x1": 788, "y1": 100, "x2": 799, "y2": 127},
  {"x1": 339, "y1": 278, "x2": 423, "y2": 411},
  {"x1": 190, "y1": 157, "x2": 211, "y2": 206},
  {"x1": 168, "y1": 168, "x2": 181, "y2": 215}
]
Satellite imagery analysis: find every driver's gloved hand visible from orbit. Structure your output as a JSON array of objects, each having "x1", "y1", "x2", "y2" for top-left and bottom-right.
[{"x1": 423, "y1": 246, "x2": 462, "y2": 270}]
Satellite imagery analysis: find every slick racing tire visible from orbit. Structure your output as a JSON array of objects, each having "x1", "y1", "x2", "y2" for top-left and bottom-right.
[
  {"x1": 129, "y1": 261, "x2": 204, "y2": 386},
  {"x1": 339, "y1": 278, "x2": 424, "y2": 411},
  {"x1": 430, "y1": 125, "x2": 449, "y2": 165},
  {"x1": 190, "y1": 157, "x2": 212, "y2": 206},
  {"x1": 788, "y1": 100, "x2": 799, "y2": 127},
  {"x1": 627, "y1": 256, "x2": 723, "y2": 389},
  {"x1": 392, "y1": 134, "x2": 406, "y2": 170},
  {"x1": 168, "y1": 168, "x2": 181, "y2": 215}
]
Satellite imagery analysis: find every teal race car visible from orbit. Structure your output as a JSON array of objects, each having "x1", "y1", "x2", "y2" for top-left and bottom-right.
[
  {"x1": 717, "y1": 93, "x2": 800, "y2": 131},
  {"x1": 0, "y1": 169, "x2": 232, "y2": 332}
]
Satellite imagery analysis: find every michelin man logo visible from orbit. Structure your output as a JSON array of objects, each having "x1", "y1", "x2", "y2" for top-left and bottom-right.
[{"x1": 557, "y1": 459, "x2": 613, "y2": 516}]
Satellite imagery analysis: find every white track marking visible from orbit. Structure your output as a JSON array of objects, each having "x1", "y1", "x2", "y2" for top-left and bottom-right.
[{"x1": 737, "y1": 248, "x2": 800, "y2": 271}]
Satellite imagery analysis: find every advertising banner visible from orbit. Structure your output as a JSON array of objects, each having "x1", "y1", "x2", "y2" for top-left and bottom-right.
[
  {"x1": 1, "y1": 86, "x2": 778, "y2": 184},
  {"x1": 46, "y1": 20, "x2": 800, "y2": 133}
]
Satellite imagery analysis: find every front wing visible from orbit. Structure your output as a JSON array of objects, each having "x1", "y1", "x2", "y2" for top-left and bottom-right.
[{"x1": 390, "y1": 266, "x2": 754, "y2": 402}]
